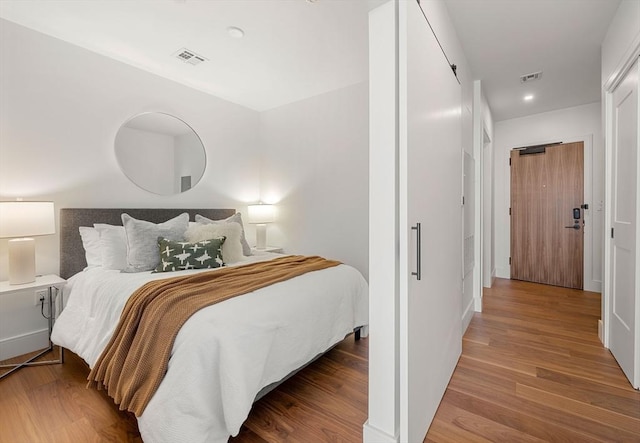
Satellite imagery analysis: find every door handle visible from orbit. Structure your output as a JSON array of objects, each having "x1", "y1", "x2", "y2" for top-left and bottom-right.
[
  {"x1": 411, "y1": 223, "x2": 421, "y2": 280},
  {"x1": 564, "y1": 224, "x2": 580, "y2": 230}
]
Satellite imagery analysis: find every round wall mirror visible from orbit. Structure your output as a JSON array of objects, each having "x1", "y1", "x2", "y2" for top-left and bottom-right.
[{"x1": 114, "y1": 112, "x2": 206, "y2": 195}]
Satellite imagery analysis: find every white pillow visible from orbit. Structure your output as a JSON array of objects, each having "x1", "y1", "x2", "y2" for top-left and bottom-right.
[
  {"x1": 79, "y1": 226, "x2": 102, "y2": 268},
  {"x1": 121, "y1": 213, "x2": 190, "y2": 272},
  {"x1": 195, "y1": 213, "x2": 251, "y2": 256},
  {"x1": 93, "y1": 224, "x2": 128, "y2": 270},
  {"x1": 185, "y1": 222, "x2": 244, "y2": 263}
]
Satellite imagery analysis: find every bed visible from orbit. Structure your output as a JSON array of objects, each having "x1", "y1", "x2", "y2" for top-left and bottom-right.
[{"x1": 51, "y1": 208, "x2": 369, "y2": 443}]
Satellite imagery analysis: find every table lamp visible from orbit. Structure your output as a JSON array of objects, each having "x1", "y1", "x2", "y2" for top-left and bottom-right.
[
  {"x1": 0, "y1": 201, "x2": 55, "y2": 285},
  {"x1": 247, "y1": 203, "x2": 275, "y2": 250}
]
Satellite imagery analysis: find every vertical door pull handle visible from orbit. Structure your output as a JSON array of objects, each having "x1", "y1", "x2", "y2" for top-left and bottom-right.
[{"x1": 411, "y1": 223, "x2": 421, "y2": 280}]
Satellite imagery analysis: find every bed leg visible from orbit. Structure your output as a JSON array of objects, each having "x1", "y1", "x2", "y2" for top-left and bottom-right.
[{"x1": 354, "y1": 327, "x2": 361, "y2": 341}]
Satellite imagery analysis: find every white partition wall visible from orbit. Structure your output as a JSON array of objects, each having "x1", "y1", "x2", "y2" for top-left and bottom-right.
[
  {"x1": 367, "y1": 1, "x2": 463, "y2": 441},
  {"x1": 365, "y1": 2, "x2": 400, "y2": 441}
]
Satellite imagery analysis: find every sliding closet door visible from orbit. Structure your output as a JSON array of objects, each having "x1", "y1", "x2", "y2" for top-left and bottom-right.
[{"x1": 399, "y1": 1, "x2": 463, "y2": 442}]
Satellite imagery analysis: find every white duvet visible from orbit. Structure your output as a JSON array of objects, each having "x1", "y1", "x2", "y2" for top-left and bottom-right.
[{"x1": 51, "y1": 253, "x2": 369, "y2": 443}]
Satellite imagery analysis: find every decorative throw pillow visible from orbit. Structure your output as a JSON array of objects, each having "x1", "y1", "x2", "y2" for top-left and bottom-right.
[
  {"x1": 185, "y1": 222, "x2": 244, "y2": 263},
  {"x1": 195, "y1": 213, "x2": 251, "y2": 256},
  {"x1": 122, "y1": 213, "x2": 190, "y2": 272},
  {"x1": 94, "y1": 224, "x2": 128, "y2": 270},
  {"x1": 153, "y1": 237, "x2": 225, "y2": 273}
]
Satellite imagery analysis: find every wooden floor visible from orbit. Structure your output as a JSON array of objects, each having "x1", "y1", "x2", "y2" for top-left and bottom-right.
[
  {"x1": 1, "y1": 278, "x2": 638, "y2": 442},
  {"x1": 426, "y1": 279, "x2": 640, "y2": 443},
  {"x1": 0, "y1": 335, "x2": 367, "y2": 443}
]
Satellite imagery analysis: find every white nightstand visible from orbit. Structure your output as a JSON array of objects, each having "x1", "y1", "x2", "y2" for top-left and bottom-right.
[
  {"x1": 251, "y1": 246, "x2": 283, "y2": 255},
  {"x1": 0, "y1": 274, "x2": 66, "y2": 379}
]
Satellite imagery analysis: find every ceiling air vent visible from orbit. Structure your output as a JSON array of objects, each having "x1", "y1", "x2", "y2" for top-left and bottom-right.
[
  {"x1": 520, "y1": 71, "x2": 543, "y2": 83},
  {"x1": 172, "y1": 48, "x2": 207, "y2": 66}
]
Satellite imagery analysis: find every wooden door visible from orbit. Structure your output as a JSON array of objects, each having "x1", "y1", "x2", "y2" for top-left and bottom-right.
[
  {"x1": 510, "y1": 142, "x2": 584, "y2": 289},
  {"x1": 399, "y1": 1, "x2": 462, "y2": 441},
  {"x1": 609, "y1": 58, "x2": 638, "y2": 389}
]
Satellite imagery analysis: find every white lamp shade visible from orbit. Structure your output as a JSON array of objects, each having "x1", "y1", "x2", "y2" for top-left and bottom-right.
[
  {"x1": 0, "y1": 201, "x2": 55, "y2": 238},
  {"x1": 247, "y1": 204, "x2": 275, "y2": 224}
]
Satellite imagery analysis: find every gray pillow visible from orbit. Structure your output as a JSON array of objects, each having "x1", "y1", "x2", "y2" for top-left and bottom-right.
[
  {"x1": 195, "y1": 212, "x2": 251, "y2": 256},
  {"x1": 122, "y1": 212, "x2": 189, "y2": 272}
]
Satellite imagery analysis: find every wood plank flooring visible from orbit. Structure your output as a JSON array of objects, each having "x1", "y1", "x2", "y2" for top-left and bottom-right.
[
  {"x1": 1, "y1": 278, "x2": 638, "y2": 442},
  {"x1": 426, "y1": 278, "x2": 640, "y2": 442},
  {"x1": 0, "y1": 335, "x2": 367, "y2": 443},
  {"x1": 229, "y1": 337, "x2": 368, "y2": 443}
]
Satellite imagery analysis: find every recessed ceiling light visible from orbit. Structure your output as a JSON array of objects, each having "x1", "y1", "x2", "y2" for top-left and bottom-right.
[
  {"x1": 227, "y1": 26, "x2": 244, "y2": 39},
  {"x1": 524, "y1": 94, "x2": 534, "y2": 102}
]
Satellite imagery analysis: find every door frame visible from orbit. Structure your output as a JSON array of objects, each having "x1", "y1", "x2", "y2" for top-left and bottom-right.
[
  {"x1": 482, "y1": 126, "x2": 493, "y2": 292},
  {"x1": 602, "y1": 41, "x2": 640, "y2": 361},
  {"x1": 507, "y1": 135, "x2": 597, "y2": 292},
  {"x1": 472, "y1": 80, "x2": 493, "y2": 315}
]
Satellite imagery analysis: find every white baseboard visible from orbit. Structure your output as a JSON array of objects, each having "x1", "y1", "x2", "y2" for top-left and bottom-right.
[
  {"x1": 0, "y1": 328, "x2": 49, "y2": 360},
  {"x1": 584, "y1": 280, "x2": 602, "y2": 293},
  {"x1": 598, "y1": 319, "x2": 603, "y2": 344},
  {"x1": 474, "y1": 293, "x2": 483, "y2": 312},
  {"x1": 495, "y1": 266, "x2": 510, "y2": 279},
  {"x1": 491, "y1": 268, "x2": 496, "y2": 285},
  {"x1": 363, "y1": 421, "x2": 398, "y2": 443},
  {"x1": 462, "y1": 297, "x2": 475, "y2": 332}
]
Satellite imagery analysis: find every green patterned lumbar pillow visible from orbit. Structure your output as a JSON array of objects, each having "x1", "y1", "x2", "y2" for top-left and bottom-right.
[{"x1": 153, "y1": 237, "x2": 226, "y2": 273}]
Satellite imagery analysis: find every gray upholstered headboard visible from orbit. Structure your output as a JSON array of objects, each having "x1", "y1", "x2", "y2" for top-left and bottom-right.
[{"x1": 59, "y1": 208, "x2": 236, "y2": 279}]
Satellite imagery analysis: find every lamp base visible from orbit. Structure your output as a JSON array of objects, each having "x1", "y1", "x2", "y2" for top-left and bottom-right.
[
  {"x1": 8, "y1": 238, "x2": 36, "y2": 285},
  {"x1": 255, "y1": 224, "x2": 267, "y2": 250}
]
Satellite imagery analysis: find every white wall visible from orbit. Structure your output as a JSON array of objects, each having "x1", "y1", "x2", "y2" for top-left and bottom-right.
[
  {"x1": 259, "y1": 83, "x2": 369, "y2": 279},
  {"x1": 493, "y1": 102, "x2": 604, "y2": 292},
  {"x1": 601, "y1": 0, "x2": 640, "y2": 90},
  {"x1": 0, "y1": 19, "x2": 262, "y2": 358},
  {"x1": 0, "y1": 18, "x2": 373, "y2": 360},
  {"x1": 366, "y1": 4, "x2": 398, "y2": 441}
]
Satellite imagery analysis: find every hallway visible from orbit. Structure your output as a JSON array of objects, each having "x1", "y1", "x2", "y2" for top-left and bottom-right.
[{"x1": 427, "y1": 278, "x2": 640, "y2": 442}]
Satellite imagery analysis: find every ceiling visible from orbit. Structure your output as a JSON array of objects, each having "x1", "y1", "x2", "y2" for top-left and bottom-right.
[
  {"x1": 0, "y1": 0, "x2": 622, "y2": 120},
  {"x1": 445, "y1": 0, "x2": 621, "y2": 121},
  {"x1": 0, "y1": 0, "x2": 384, "y2": 112}
]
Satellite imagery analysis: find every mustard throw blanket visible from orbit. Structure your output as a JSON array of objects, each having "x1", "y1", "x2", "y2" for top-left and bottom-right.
[{"x1": 87, "y1": 255, "x2": 340, "y2": 416}]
